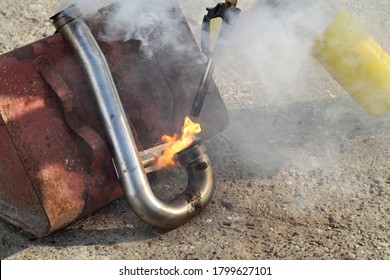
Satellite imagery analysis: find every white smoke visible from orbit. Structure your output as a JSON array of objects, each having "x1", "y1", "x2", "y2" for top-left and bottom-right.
[
  {"x1": 216, "y1": 0, "x2": 375, "y2": 177},
  {"x1": 58, "y1": 0, "x2": 189, "y2": 57},
  {"x1": 57, "y1": 0, "x2": 379, "y2": 178},
  {"x1": 228, "y1": 0, "x2": 339, "y2": 102},
  {"x1": 56, "y1": 0, "x2": 339, "y2": 103}
]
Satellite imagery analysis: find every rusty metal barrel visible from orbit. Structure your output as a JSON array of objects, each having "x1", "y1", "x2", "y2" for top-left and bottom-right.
[{"x1": 0, "y1": 2, "x2": 228, "y2": 237}]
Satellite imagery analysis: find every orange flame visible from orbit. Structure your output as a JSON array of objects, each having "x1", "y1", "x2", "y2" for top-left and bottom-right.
[{"x1": 156, "y1": 116, "x2": 201, "y2": 168}]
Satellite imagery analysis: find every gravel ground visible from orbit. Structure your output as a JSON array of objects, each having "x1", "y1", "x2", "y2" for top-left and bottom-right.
[{"x1": 1, "y1": 0, "x2": 390, "y2": 260}]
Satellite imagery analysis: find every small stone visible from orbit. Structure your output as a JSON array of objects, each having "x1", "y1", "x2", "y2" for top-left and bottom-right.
[
  {"x1": 221, "y1": 201, "x2": 234, "y2": 211},
  {"x1": 328, "y1": 214, "x2": 336, "y2": 224},
  {"x1": 324, "y1": 247, "x2": 330, "y2": 253},
  {"x1": 246, "y1": 222, "x2": 255, "y2": 229},
  {"x1": 344, "y1": 253, "x2": 356, "y2": 260},
  {"x1": 222, "y1": 220, "x2": 232, "y2": 227}
]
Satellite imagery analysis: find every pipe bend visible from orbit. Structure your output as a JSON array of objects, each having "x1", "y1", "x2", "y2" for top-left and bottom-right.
[
  {"x1": 52, "y1": 7, "x2": 215, "y2": 229},
  {"x1": 127, "y1": 140, "x2": 215, "y2": 229}
]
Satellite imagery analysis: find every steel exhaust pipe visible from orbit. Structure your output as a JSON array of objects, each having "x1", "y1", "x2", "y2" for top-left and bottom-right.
[{"x1": 51, "y1": 6, "x2": 215, "y2": 228}]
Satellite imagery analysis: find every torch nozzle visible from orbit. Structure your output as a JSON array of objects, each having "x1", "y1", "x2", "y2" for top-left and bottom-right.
[
  {"x1": 191, "y1": 57, "x2": 215, "y2": 117},
  {"x1": 191, "y1": 88, "x2": 207, "y2": 117}
]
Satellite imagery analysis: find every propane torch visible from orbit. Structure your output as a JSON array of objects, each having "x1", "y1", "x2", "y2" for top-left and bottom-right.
[{"x1": 191, "y1": 0, "x2": 241, "y2": 117}]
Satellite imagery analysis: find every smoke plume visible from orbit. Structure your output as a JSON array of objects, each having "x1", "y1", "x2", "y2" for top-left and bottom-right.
[
  {"x1": 214, "y1": 0, "x2": 386, "y2": 177},
  {"x1": 228, "y1": 0, "x2": 339, "y2": 102},
  {"x1": 57, "y1": 0, "x2": 390, "y2": 179},
  {"x1": 58, "y1": 0, "x2": 189, "y2": 57}
]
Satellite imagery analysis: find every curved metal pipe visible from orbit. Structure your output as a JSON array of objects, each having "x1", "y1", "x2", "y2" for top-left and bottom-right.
[{"x1": 51, "y1": 7, "x2": 215, "y2": 228}]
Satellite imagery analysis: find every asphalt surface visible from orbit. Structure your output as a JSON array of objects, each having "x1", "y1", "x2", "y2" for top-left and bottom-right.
[{"x1": 1, "y1": 0, "x2": 390, "y2": 260}]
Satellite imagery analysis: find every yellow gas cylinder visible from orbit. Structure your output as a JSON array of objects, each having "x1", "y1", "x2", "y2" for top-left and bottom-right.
[{"x1": 313, "y1": 10, "x2": 390, "y2": 115}]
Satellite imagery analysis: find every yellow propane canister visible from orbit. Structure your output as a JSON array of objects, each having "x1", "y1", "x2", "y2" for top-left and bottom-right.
[{"x1": 313, "y1": 10, "x2": 390, "y2": 116}]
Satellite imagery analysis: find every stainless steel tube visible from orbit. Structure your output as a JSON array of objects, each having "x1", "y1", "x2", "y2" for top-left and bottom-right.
[{"x1": 51, "y1": 7, "x2": 215, "y2": 228}]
